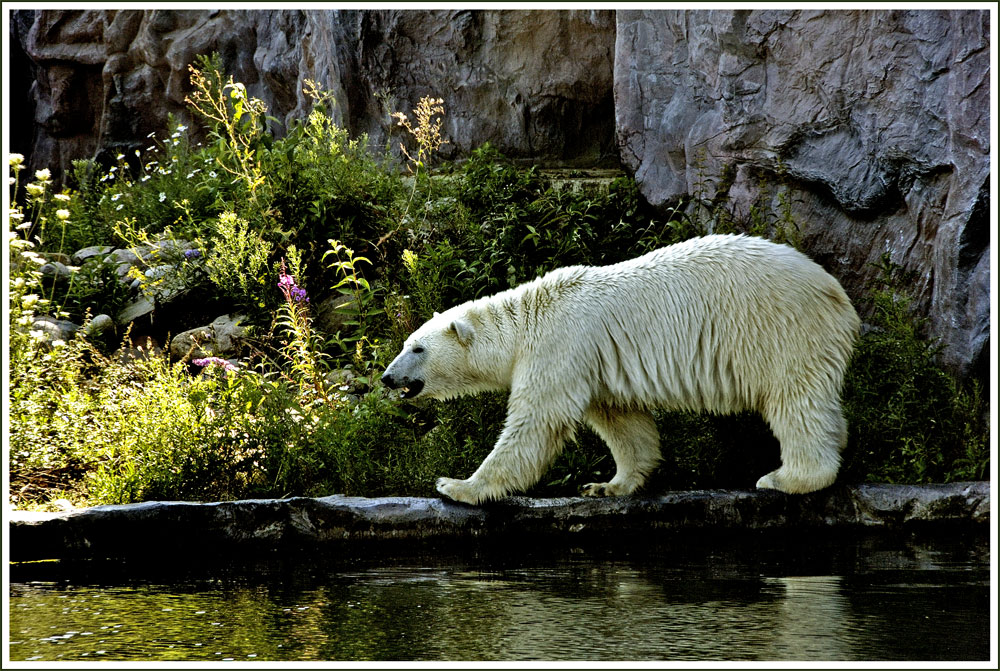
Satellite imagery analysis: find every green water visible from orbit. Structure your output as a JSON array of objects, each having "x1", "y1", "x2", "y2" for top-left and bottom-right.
[{"x1": 8, "y1": 533, "x2": 991, "y2": 662}]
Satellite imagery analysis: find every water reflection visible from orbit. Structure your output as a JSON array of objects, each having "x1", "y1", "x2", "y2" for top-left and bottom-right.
[{"x1": 9, "y1": 532, "x2": 990, "y2": 662}]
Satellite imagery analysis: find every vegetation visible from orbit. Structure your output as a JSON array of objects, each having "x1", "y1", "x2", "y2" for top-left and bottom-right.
[{"x1": 7, "y1": 57, "x2": 988, "y2": 510}]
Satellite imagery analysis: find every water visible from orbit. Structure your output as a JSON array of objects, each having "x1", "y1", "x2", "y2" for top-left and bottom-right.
[{"x1": 8, "y1": 532, "x2": 991, "y2": 662}]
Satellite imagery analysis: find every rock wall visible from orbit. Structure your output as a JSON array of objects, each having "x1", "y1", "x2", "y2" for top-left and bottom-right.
[
  {"x1": 615, "y1": 9, "x2": 990, "y2": 382},
  {"x1": 12, "y1": 8, "x2": 617, "y2": 176},
  {"x1": 10, "y1": 8, "x2": 991, "y2": 383}
]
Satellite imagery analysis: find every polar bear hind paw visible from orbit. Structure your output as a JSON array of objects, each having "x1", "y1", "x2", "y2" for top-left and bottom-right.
[{"x1": 755, "y1": 468, "x2": 834, "y2": 495}]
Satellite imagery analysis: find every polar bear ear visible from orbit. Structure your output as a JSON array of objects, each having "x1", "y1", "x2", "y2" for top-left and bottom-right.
[
  {"x1": 449, "y1": 318, "x2": 475, "y2": 345},
  {"x1": 433, "y1": 311, "x2": 441, "y2": 318}
]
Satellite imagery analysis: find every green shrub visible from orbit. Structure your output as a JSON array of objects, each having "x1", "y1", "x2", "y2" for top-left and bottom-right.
[{"x1": 841, "y1": 255, "x2": 989, "y2": 484}]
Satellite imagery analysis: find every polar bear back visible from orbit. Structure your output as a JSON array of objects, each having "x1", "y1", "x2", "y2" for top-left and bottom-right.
[{"x1": 514, "y1": 234, "x2": 859, "y2": 414}]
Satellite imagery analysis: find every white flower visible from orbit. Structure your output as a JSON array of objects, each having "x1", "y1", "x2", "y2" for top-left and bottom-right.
[
  {"x1": 9, "y1": 211, "x2": 23, "y2": 221},
  {"x1": 176, "y1": 124, "x2": 188, "y2": 132},
  {"x1": 21, "y1": 294, "x2": 39, "y2": 308},
  {"x1": 9, "y1": 153, "x2": 24, "y2": 166},
  {"x1": 109, "y1": 166, "x2": 117, "y2": 173},
  {"x1": 147, "y1": 131, "x2": 157, "y2": 139},
  {"x1": 51, "y1": 339, "x2": 66, "y2": 349},
  {"x1": 171, "y1": 132, "x2": 181, "y2": 139},
  {"x1": 8, "y1": 177, "x2": 14, "y2": 185},
  {"x1": 29, "y1": 330, "x2": 47, "y2": 342},
  {"x1": 159, "y1": 192, "x2": 167, "y2": 202},
  {"x1": 209, "y1": 171, "x2": 217, "y2": 178},
  {"x1": 116, "y1": 204, "x2": 124, "y2": 211},
  {"x1": 111, "y1": 193, "x2": 121, "y2": 201},
  {"x1": 12, "y1": 277, "x2": 25, "y2": 289},
  {"x1": 25, "y1": 183, "x2": 44, "y2": 196},
  {"x1": 34, "y1": 168, "x2": 51, "y2": 181},
  {"x1": 55, "y1": 209, "x2": 70, "y2": 220},
  {"x1": 54, "y1": 193, "x2": 71, "y2": 202},
  {"x1": 141, "y1": 175, "x2": 151, "y2": 182},
  {"x1": 116, "y1": 153, "x2": 125, "y2": 161},
  {"x1": 135, "y1": 149, "x2": 141, "y2": 157}
]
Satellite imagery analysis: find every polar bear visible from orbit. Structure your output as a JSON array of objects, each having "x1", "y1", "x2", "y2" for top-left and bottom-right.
[{"x1": 382, "y1": 234, "x2": 859, "y2": 505}]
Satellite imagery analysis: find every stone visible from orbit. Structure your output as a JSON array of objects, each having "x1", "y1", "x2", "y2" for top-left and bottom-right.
[
  {"x1": 30, "y1": 315, "x2": 79, "y2": 346},
  {"x1": 613, "y1": 9, "x2": 990, "y2": 383},
  {"x1": 72, "y1": 244, "x2": 112, "y2": 264},
  {"x1": 169, "y1": 313, "x2": 246, "y2": 360},
  {"x1": 6, "y1": 482, "x2": 990, "y2": 561},
  {"x1": 39, "y1": 260, "x2": 72, "y2": 282},
  {"x1": 116, "y1": 296, "x2": 154, "y2": 325},
  {"x1": 83, "y1": 312, "x2": 115, "y2": 338}
]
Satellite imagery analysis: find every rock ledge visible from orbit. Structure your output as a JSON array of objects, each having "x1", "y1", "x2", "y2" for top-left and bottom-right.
[{"x1": 8, "y1": 482, "x2": 989, "y2": 561}]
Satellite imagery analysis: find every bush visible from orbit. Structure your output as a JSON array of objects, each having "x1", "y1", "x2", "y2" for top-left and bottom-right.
[{"x1": 840, "y1": 255, "x2": 989, "y2": 484}]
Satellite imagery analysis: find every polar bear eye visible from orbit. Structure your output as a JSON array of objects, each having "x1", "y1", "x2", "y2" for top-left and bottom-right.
[{"x1": 412, "y1": 345, "x2": 425, "y2": 354}]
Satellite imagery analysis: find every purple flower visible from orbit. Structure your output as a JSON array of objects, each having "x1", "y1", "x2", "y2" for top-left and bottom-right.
[
  {"x1": 184, "y1": 248, "x2": 202, "y2": 259},
  {"x1": 278, "y1": 272, "x2": 308, "y2": 304},
  {"x1": 192, "y1": 356, "x2": 238, "y2": 372}
]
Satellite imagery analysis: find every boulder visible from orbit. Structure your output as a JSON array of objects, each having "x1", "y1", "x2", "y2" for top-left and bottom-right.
[
  {"x1": 169, "y1": 313, "x2": 246, "y2": 360},
  {"x1": 83, "y1": 312, "x2": 115, "y2": 338},
  {"x1": 30, "y1": 315, "x2": 79, "y2": 346},
  {"x1": 72, "y1": 244, "x2": 112, "y2": 264},
  {"x1": 116, "y1": 296, "x2": 154, "y2": 325},
  {"x1": 39, "y1": 260, "x2": 72, "y2": 282}
]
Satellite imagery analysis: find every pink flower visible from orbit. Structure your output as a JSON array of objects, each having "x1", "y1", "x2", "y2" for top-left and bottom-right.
[{"x1": 192, "y1": 356, "x2": 238, "y2": 372}]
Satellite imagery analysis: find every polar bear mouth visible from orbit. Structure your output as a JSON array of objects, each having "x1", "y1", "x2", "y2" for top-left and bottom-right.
[{"x1": 399, "y1": 379, "x2": 425, "y2": 399}]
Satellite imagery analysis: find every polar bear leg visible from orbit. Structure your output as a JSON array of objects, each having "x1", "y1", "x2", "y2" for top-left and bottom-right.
[
  {"x1": 580, "y1": 405, "x2": 661, "y2": 497},
  {"x1": 757, "y1": 397, "x2": 846, "y2": 494},
  {"x1": 436, "y1": 407, "x2": 576, "y2": 505}
]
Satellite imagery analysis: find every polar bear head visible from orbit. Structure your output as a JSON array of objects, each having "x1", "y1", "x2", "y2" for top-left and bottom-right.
[{"x1": 381, "y1": 303, "x2": 509, "y2": 401}]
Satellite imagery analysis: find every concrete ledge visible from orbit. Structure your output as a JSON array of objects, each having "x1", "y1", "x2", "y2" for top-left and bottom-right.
[{"x1": 8, "y1": 482, "x2": 989, "y2": 562}]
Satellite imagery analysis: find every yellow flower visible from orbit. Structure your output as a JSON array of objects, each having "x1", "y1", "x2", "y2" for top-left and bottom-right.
[
  {"x1": 402, "y1": 249, "x2": 419, "y2": 274},
  {"x1": 34, "y1": 168, "x2": 51, "y2": 181},
  {"x1": 9, "y1": 153, "x2": 24, "y2": 167},
  {"x1": 56, "y1": 209, "x2": 71, "y2": 220}
]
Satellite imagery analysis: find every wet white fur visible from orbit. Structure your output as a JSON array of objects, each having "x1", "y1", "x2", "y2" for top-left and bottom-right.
[{"x1": 383, "y1": 234, "x2": 860, "y2": 504}]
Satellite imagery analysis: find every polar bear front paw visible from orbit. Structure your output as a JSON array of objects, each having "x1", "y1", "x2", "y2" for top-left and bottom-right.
[
  {"x1": 581, "y1": 481, "x2": 629, "y2": 497},
  {"x1": 436, "y1": 477, "x2": 483, "y2": 505}
]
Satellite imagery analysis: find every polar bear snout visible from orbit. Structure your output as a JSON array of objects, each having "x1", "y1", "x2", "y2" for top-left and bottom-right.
[{"x1": 380, "y1": 370, "x2": 425, "y2": 399}]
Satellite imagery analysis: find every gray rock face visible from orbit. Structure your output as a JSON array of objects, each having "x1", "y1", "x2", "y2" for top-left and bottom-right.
[
  {"x1": 11, "y1": 8, "x2": 989, "y2": 382},
  {"x1": 13, "y1": 8, "x2": 616, "y2": 177},
  {"x1": 353, "y1": 10, "x2": 617, "y2": 163},
  {"x1": 614, "y1": 9, "x2": 990, "y2": 381},
  {"x1": 7, "y1": 482, "x2": 989, "y2": 561}
]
